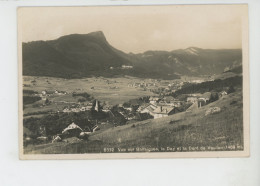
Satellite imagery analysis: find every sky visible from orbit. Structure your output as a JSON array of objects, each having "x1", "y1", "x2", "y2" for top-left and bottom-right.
[{"x1": 18, "y1": 5, "x2": 247, "y2": 53}]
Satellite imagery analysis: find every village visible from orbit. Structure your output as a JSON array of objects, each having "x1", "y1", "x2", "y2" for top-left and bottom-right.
[
  {"x1": 57, "y1": 90, "x2": 227, "y2": 120},
  {"x1": 23, "y1": 75, "x2": 231, "y2": 145}
]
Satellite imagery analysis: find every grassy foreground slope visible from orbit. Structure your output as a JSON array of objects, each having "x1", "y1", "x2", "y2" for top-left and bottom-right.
[{"x1": 24, "y1": 90, "x2": 243, "y2": 154}]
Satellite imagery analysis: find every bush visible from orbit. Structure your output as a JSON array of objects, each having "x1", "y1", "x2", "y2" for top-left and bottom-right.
[
  {"x1": 123, "y1": 102, "x2": 131, "y2": 108},
  {"x1": 23, "y1": 96, "x2": 41, "y2": 105},
  {"x1": 45, "y1": 98, "x2": 50, "y2": 105},
  {"x1": 230, "y1": 100, "x2": 237, "y2": 105},
  {"x1": 78, "y1": 98, "x2": 87, "y2": 102},
  {"x1": 23, "y1": 89, "x2": 38, "y2": 95},
  {"x1": 72, "y1": 92, "x2": 91, "y2": 100},
  {"x1": 209, "y1": 92, "x2": 219, "y2": 103},
  {"x1": 227, "y1": 86, "x2": 235, "y2": 94},
  {"x1": 24, "y1": 110, "x2": 52, "y2": 116}
]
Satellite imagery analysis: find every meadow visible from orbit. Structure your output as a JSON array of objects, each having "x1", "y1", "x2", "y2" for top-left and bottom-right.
[{"x1": 23, "y1": 76, "x2": 159, "y2": 115}]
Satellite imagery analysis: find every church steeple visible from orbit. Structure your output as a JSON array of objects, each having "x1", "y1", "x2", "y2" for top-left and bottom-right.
[{"x1": 94, "y1": 100, "x2": 99, "y2": 112}]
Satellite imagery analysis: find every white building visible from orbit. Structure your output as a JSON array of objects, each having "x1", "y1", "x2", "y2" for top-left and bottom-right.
[
  {"x1": 152, "y1": 106, "x2": 175, "y2": 119},
  {"x1": 121, "y1": 65, "x2": 133, "y2": 69}
]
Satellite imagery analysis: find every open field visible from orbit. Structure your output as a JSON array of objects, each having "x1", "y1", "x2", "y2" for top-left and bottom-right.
[
  {"x1": 24, "y1": 90, "x2": 243, "y2": 154},
  {"x1": 23, "y1": 76, "x2": 157, "y2": 104},
  {"x1": 23, "y1": 76, "x2": 160, "y2": 115}
]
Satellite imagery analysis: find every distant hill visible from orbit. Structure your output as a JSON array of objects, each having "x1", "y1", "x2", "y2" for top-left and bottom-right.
[
  {"x1": 23, "y1": 31, "x2": 134, "y2": 78},
  {"x1": 224, "y1": 65, "x2": 242, "y2": 74},
  {"x1": 133, "y1": 47, "x2": 242, "y2": 77},
  {"x1": 174, "y1": 76, "x2": 242, "y2": 95},
  {"x1": 22, "y1": 31, "x2": 242, "y2": 79}
]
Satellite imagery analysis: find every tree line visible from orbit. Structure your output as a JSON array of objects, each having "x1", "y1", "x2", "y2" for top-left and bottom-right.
[{"x1": 174, "y1": 76, "x2": 242, "y2": 95}]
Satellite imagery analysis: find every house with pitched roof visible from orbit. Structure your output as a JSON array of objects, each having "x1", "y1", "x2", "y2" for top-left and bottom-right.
[
  {"x1": 198, "y1": 92, "x2": 212, "y2": 108},
  {"x1": 187, "y1": 96, "x2": 198, "y2": 103},
  {"x1": 62, "y1": 122, "x2": 83, "y2": 138},
  {"x1": 137, "y1": 103, "x2": 157, "y2": 115},
  {"x1": 149, "y1": 96, "x2": 160, "y2": 104},
  {"x1": 152, "y1": 106, "x2": 176, "y2": 119}
]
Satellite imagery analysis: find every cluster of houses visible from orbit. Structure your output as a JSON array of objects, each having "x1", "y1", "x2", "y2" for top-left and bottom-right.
[
  {"x1": 59, "y1": 95, "x2": 182, "y2": 120},
  {"x1": 186, "y1": 92, "x2": 211, "y2": 108},
  {"x1": 149, "y1": 81, "x2": 186, "y2": 95},
  {"x1": 109, "y1": 65, "x2": 133, "y2": 70},
  {"x1": 133, "y1": 90, "x2": 228, "y2": 119},
  {"x1": 126, "y1": 81, "x2": 184, "y2": 95},
  {"x1": 60, "y1": 89, "x2": 229, "y2": 121},
  {"x1": 127, "y1": 80, "x2": 184, "y2": 91},
  {"x1": 167, "y1": 82, "x2": 184, "y2": 92},
  {"x1": 63, "y1": 101, "x2": 99, "y2": 113},
  {"x1": 41, "y1": 90, "x2": 67, "y2": 96},
  {"x1": 128, "y1": 82, "x2": 157, "y2": 88},
  {"x1": 186, "y1": 91, "x2": 227, "y2": 108},
  {"x1": 39, "y1": 89, "x2": 67, "y2": 101},
  {"x1": 25, "y1": 87, "x2": 231, "y2": 145},
  {"x1": 136, "y1": 96, "x2": 183, "y2": 119},
  {"x1": 51, "y1": 122, "x2": 101, "y2": 143}
]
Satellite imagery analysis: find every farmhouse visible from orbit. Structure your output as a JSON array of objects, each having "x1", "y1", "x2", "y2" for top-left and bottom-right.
[
  {"x1": 83, "y1": 102, "x2": 93, "y2": 110},
  {"x1": 135, "y1": 112, "x2": 153, "y2": 121},
  {"x1": 62, "y1": 122, "x2": 83, "y2": 138},
  {"x1": 63, "y1": 108, "x2": 70, "y2": 113},
  {"x1": 41, "y1": 90, "x2": 47, "y2": 96},
  {"x1": 45, "y1": 90, "x2": 55, "y2": 95},
  {"x1": 80, "y1": 107, "x2": 87, "y2": 111},
  {"x1": 191, "y1": 79, "x2": 204, "y2": 84},
  {"x1": 102, "y1": 105, "x2": 111, "y2": 112},
  {"x1": 197, "y1": 92, "x2": 211, "y2": 108},
  {"x1": 152, "y1": 106, "x2": 176, "y2": 119},
  {"x1": 140, "y1": 103, "x2": 157, "y2": 116},
  {"x1": 54, "y1": 90, "x2": 67, "y2": 95},
  {"x1": 123, "y1": 106, "x2": 133, "y2": 112},
  {"x1": 219, "y1": 91, "x2": 228, "y2": 97},
  {"x1": 121, "y1": 65, "x2": 133, "y2": 69},
  {"x1": 170, "y1": 100, "x2": 182, "y2": 107},
  {"x1": 198, "y1": 98, "x2": 207, "y2": 108},
  {"x1": 163, "y1": 96, "x2": 175, "y2": 103},
  {"x1": 187, "y1": 97, "x2": 198, "y2": 103},
  {"x1": 91, "y1": 125, "x2": 100, "y2": 132},
  {"x1": 41, "y1": 96, "x2": 47, "y2": 101},
  {"x1": 108, "y1": 110, "x2": 127, "y2": 126},
  {"x1": 137, "y1": 103, "x2": 150, "y2": 112},
  {"x1": 200, "y1": 92, "x2": 211, "y2": 102},
  {"x1": 71, "y1": 108, "x2": 80, "y2": 112},
  {"x1": 149, "y1": 96, "x2": 160, "y2": 104}
]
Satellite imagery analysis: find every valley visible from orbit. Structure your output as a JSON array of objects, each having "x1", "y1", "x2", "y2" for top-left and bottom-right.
[
  {"x1": 22, "y1": 70, "x2": 243, "y2": 154},
  {"x1": 21, "y1": 31, "x2": 244, "y2": 154}
]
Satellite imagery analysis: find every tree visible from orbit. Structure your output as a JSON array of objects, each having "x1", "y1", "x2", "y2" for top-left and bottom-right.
[
  {"x1": 209, "y1": 92, "x2": 219, "y2": 103},
  {"x1": 123, "y1": 102, "x2": 131, "y2": 108},
  {"x1": 78, "y1": 98, "x2": 86, "y2": 103},
  {"x1": 45, "y1": 98, "x2": 50, "y2": 105},
  {"x1": 131, "y1": 105, "x2": 139, "y2": 113},
  {"x1": 227, "y1": 86, "x2": 235, "y2": 94}
]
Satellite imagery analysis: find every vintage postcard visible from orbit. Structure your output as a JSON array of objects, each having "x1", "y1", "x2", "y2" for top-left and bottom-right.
[{"x1": 18, "y1": 5, "x2": 249, "y2": 159}]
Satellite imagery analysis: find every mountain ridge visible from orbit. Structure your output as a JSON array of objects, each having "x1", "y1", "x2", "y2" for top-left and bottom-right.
[{"x1": 22, "y1": 31, "x2": 242, "y2": 79}]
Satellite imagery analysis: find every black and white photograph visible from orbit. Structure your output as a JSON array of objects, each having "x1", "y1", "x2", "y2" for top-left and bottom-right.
[{"x1": 18, "y1": 5, "x2": 249, "y2": 159}]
